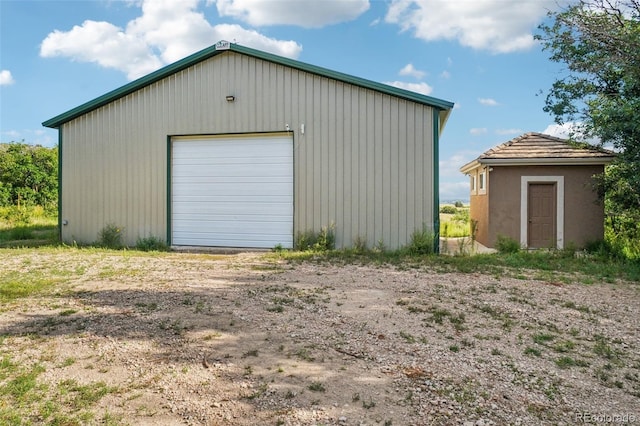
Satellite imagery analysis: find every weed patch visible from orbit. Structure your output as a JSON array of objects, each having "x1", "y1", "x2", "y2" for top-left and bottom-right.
[{"x1": 97, "y1": 223, "x2": 124, "y2": 249}]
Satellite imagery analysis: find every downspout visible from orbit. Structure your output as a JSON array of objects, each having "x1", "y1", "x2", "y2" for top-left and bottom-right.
[{"x1": 432, "y1": 109, "x2": 440, "y2": 254}]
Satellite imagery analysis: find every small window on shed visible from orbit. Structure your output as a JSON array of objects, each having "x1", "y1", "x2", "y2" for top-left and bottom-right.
[{"x1": 470, "y1": 175, "x2": 477, "y2": 193}]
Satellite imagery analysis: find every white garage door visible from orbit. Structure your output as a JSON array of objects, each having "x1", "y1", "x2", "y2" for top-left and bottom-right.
[{"x1": 171, "y1": 134, "x2": 293, "y2": 248}]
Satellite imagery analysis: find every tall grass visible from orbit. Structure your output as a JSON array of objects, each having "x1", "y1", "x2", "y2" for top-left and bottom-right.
[
  {"x1": 603, "y1": 215, "x2": 640, "y2": 261},
  {"x1": 0, "y1": 206, "x2": 57, "y2": 247},
  {"x1": 440, "y1": 206, "x2": 471, "y2": 238}
]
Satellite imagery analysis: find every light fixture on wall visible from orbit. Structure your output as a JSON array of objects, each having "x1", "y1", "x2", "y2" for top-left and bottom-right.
[{"x1": 225, "y1": 95, "x2": 235, "y2": 102}]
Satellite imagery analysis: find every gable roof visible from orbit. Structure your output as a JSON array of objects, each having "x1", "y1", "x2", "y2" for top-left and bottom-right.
[
  {"x1": 460, "y1": 132, "x2": 616, "y2": 173},
  {"x1": 43, "y1": 41, "x2": 454, "y2": 129}
]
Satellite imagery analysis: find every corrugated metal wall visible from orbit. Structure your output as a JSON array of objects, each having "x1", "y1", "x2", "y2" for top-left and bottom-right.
[{"x1": 61, "y1": 51, "x2": 436, "y2": 249}]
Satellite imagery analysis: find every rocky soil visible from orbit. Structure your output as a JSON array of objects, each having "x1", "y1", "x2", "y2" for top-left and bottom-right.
[{"x1": 0, "y1": 250, "x2": 638, "y2": 425}]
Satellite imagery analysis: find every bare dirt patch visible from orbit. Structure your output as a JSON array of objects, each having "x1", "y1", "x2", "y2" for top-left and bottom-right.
[{"x1": 1, "y1": 250, "x2": 639, "y2": 425}]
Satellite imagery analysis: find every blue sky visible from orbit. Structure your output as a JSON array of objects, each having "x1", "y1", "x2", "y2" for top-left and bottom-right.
[{"x1": 0, "y1": 0, "x2": 574, "y2": 202}]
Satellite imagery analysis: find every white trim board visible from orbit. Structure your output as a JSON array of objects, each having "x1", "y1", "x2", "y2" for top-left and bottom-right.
[{"x1": 520, "y1": 176, "x2": 564, "y2": 249}]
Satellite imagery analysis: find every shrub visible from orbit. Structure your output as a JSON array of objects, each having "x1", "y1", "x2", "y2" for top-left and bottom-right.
[
  {"x1": 605, "y1": 214, "x2": 640, "y2": 261},
  {"x1": 0, "y1": 143, "x2": 58, "y2": 210},
  {"x1": 406, "y1": 224, "x2": 435, "y2": 255},
  {"x1": 495, "y1": 235, "x2": 520, "y2": 254},
  {"x1": 584, "y1": 239, "x2": 616, "y2": 259},
  {"x1": 452, "y1": 208, "x2": 470, "y2": 224},
  {"x1": 295, "y1": 230, "x2": 317, "y2": 251},
  {"x1": 295, "y1": 224, "x2": 336, "y2": 251},
  {"x1": 454, "y1": 201, "x2": 464, "y2": 208},
  {"x1": 314, "y1": 224, "x2": 336, "y2": 251},
  {"x1": 558, "y1": 242, "x2": 578, "y2": 259},
  {"x1": 352, "y1": 235, "x2": 368, "y2": 253},
  {"x1": 439, "y1": 205, "x2": 457, "y2": 214},
  {"x1": 470, "y1": 219, "x2": 478, "y2": 243},
  {"x1": 135, "y1": 236, "x2": 168, "y2": 251},
  {"x1": 0, "y1": 205, "x2": 32, "y2": 225},
  {"x1": 98, "y1": 223, "x2": 124, "y2": 249}
]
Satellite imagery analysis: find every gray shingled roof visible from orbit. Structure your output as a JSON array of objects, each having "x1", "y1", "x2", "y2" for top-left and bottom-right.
[{"x1": 460, "y1": 132, "x2": 615, "y2": 173}]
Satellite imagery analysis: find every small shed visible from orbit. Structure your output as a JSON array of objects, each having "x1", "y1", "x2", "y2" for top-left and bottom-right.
[
  {"x1": 43, "y1": 41, "x2": 454, "y2": 250},
  {"x1": 460, "y1": 132, "x2": 615, "y2": 249}
]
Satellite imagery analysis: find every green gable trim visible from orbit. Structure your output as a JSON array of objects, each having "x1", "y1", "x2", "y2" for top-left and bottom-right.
[
  {"x1": 43, "y1": 44, "x2": 223, "y2": 128},
  {"x1": 43, "y1": 42, "x2": 453, "y2": 128},
  {"x1": 57, "y1": 130, "x2": 62, "y2": 242},
  {"x1": 166, "y1": 135, "x2": 172, "y2": 247},
  {"x1": 432, "y1": 108, "x2": 440, "y2": 254},
  {"x1": 230, "y1": 44, "x2": 454, "y2": 111}
]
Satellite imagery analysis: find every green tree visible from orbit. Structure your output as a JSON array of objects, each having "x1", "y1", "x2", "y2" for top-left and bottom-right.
[
  {"x1": 537, "y1": 0, "x2": 640, "y2": 258},
  {"x1": 537, "y1": 1, "x2": 640, "y2": 208},
  {"x1": 0, "y1": 142, "x2": 58, "y2": 210}
]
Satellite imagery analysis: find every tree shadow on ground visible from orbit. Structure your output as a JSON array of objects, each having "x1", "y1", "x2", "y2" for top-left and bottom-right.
[{"x1": 0, "y1": 271, "x2": 399, "y2": 425}]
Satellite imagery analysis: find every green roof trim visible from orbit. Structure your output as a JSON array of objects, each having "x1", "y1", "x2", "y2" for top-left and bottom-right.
[{"x1": 43, "y1": 42, "x2": 454, "y2": 128}]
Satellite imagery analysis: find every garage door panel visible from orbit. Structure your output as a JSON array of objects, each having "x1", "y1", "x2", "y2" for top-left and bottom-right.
[
  {"x1": 173, "y1": 220, "x2": 291, "y2": 234},
  {"x1": 171, "y1": 134, "x2": 293, "y2": 248},
  {"x1": 172, "y1": 235, "x2": 290, "y2": 249},
  {"x1": 173, "y1": 206, "x2": 292, "y2": 216},
  {"x1": 173, "y1": 195, "x2": 292, "y2": 203},
  {"x1": 173, "y1": 156, "x2": 291, "y2": 166},
  {"x1": 173, "y1": 194, "x2": 292, "y2": 203},
  {"x1": 172, "y1": 163, "x2": 292, "y2": 177},
  {"x1": 173, "y1": 139, "x2": 288, "y2": 154},
  {"x1": 172, "y1": 181, "x2": 292, "y2": 193}
]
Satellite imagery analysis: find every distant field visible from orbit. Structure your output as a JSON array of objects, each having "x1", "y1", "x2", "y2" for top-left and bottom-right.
[{"x1": 440, "y1": 203, "x2": 471, "y2": 238}]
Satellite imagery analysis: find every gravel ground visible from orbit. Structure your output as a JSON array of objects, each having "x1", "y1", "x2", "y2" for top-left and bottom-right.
[{"x1": 0, "y1": 250, "x2": 639, "y2": 425}]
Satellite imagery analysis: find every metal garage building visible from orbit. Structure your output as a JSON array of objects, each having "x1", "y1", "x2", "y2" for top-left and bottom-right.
[{"x1": 43, "y1": 41, "x2": 454, "y2": 250}]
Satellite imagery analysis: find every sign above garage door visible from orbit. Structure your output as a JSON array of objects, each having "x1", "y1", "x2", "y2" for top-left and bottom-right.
[{"x1": 171, "y1": 133, "x2": 293, "y2": 248}]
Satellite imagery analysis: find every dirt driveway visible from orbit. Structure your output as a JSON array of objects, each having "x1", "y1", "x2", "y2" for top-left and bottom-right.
[{"x1": 0, "y1": 250, "x2": 639, "y2": 425}]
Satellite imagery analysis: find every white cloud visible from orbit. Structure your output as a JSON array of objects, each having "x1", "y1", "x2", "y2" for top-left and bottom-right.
[
  {"x1": 440, "y1": 151, "x2": 478, "y2": 177},
  {"x1": 41, "y1": 20, "x2": 163, "y2": 80},
  {"x1": 542, "y1": 123, "x2": 581, "y2": 139},
  {"x1": 1, "y1": 129, "x2": 56, "y2": 146},
  {"x1": 496, "y1": 128, "x2": 523, "y2": 135},
  {"x1": 470, "y1": 127, "x2": 487, "y2": 135},
  {"x1": 0, "y1": 70, "x2": 15, "y2": 86},
  {"x1": 383, "y1": 81, "x2": 433, "y2": 95},
  {"x1": 478, "y1": 97, "x2": 499, "y2": 106},
  {"x1": 213, "y1": 24, "x2": 302, "y2": 59},
  {"x1": 399, "y1": 63, "x2": 425, "y2": 79},
  {"x1": 543, "y1": 122, "x2": 607, "y2": 147},
  {"x1": 2, "y1": 130, "x2": 21, "y2": 140},
  {"x1": 439, "y1": 70, "x2": 450, "y2": 79},
  {"x1": 440, "y1": 181, "x2": 471, "y2": 202},
  {"x1": 40, "y1": 0, "x2": 302, "y2": 80},
  {"x1": 385, "y1": 0, "x2": 556, "y2": 53},
  {"x1": 214, "y1": 0, "x2": 370, "y2": 28}
]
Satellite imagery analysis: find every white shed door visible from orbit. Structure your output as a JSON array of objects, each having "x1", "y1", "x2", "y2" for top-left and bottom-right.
[{"x1": 172, "y1": 134, "x2": 293, "y2": 248}]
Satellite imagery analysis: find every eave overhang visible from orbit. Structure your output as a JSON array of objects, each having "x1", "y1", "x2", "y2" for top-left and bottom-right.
[{"x1": 460, "y1": 156, "x2": 616, "y2": 174}]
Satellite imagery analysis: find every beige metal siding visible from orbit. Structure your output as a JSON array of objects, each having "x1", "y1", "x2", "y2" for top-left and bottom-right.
[{"x1": 60, "y1": 51, "x2": 436, "y2": 248}]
